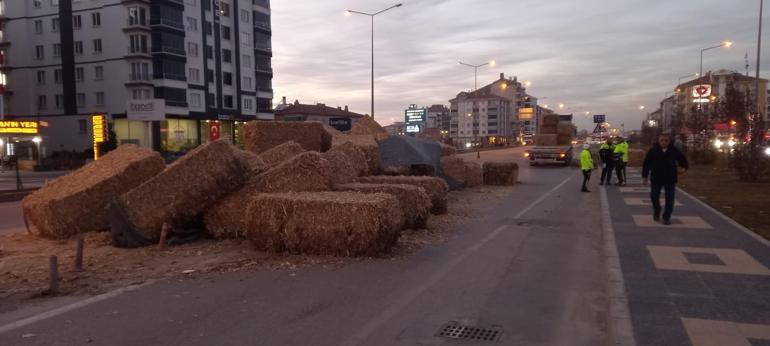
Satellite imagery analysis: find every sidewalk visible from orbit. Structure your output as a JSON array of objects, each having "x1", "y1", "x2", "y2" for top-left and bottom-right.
[{"x1": 604, "y1": 167, "x2": 770, "y2": 345}]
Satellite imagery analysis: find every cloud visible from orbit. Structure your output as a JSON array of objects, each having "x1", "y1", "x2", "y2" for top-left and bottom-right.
[{"x1": 272, "y1": 0, "x2": 769, "y2": 131}]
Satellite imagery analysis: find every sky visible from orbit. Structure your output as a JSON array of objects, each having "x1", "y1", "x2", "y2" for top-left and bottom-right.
[{"x1": 271, "y1": 0, "x2": 769, "y2": 131}]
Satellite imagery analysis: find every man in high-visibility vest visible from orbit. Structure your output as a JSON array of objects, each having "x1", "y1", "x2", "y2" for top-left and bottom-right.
[
  {"x1": 613, "y1": 137, "x2": 629, "y2": 185},
  {"x1": 598, "y1": 138, "x2": 615, "y2": 185},
  {"x1": 580, "y1": 143, "x2": 594, "y2": 192}
]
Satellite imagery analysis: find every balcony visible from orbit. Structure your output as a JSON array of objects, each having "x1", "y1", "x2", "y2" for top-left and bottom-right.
[
  {"x1": 154, "y1": 72, "x2": 186, "y2": 82},
  {"x1": 150, "y1": 17, "x2": 184, "y2": 31},
  {"x1": 254, "y1": 21, "x2": 271, "y2": 33},
  {"x1": 253, "y1": 0, "x2": 270, "y2": 8},
  {"x1": 152, "y1": 45, "x2": 186, "y2": 57},
  {"x1": 125, "y1": 47, "x2": 152, "y2": 59},
  {"x1": 123, "y1": 19, "x2": 151, "y2": 32},
  {"x1": 125, "y1": 73, "x2": 153, "y2": 86},
  {"x1": 254, "y1": 44, "x2": 272, "y2": 55},
  {"x1": 255, "y1": 65, "x2": 273, "y2": 75}
]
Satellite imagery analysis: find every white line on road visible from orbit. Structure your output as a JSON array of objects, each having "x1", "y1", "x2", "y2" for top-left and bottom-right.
[
  {"x1": 343, "y1": 175, "x2": 572, "y2": 345},
  {"x1": 0, "y1": 281, "x2": 155, "y2": 336}
]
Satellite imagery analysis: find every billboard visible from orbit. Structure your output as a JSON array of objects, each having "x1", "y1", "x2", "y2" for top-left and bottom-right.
[
  {"x1": 593, "y1": 114, "x2": 606, "y2": 124},
  {"x1": 0, "y1": 120, "x2": 39, "y2": 134},
  {"x1": 127, "y1": 99, "x2": 165, "y2": 121},
  {"x1": 92, "y1": 114, "x2": 106, "y2": 160},
  {"x1": 405, "y1": 108, "x2": 427, "y2": 123},
  {"x1": 329, "y1": 117, "x2": 352, "y2": 132},
  {"x1": 405, "y1": 124, "x2": 421, "y2": 133},
  {"x1": 519, "y1": 107, "x2": 534, "y2": 120},
  {"x1": 692, "y1": 84, "x2": 712, "y2": 98}
]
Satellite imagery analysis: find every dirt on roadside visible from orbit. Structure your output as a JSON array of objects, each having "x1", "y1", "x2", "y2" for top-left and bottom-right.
[{"x1": 0, "y1": 185, "x2": 513, "y2": 312}]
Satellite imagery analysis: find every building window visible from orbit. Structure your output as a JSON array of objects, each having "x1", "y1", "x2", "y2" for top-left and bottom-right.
[
  {"x1": 243, "y1": 76, "x2": 252, "y2": 89},
  {"x1": 187, "y1": 42, "x2": 198, "y2": 57},
  {"x1": 34, "y1": 20, "x2": 43, "y2": 34},
  {"x1": 207, "y1": 93, "x2": 215, "y2": 105},
  {"x1": 186, "y1": 17, "x2": 198, "y2": 31},
  {"x1": 76, "y1": 93, "x2": 86, "y2": 108},
  {"x1": 241, "y1": 32, "x2": 251, "y2": 47},
  {"x1": 38, "y1": 95, "x2": 47, "y2": 110},
  {"x1": 73, "y1": 15, "x2": 82, "y2": 30},
  {"x1": 78, "y1": 119, "x2": 87, "y2": 134},
  {"x1": 53, "y1": 43, "x2": 61, "y2": 57},
  {"x1": 204, "y1": 21, "x2": 212, "y2": 36},
  {"x1": 35, "y1": 45, "x2": 44, "y2": 59},
  {"x1": 224, "y1": 95, "x2": 234, "y2": 108},
  {"x1": 128, "y1": 7, "x2": 147, "y2": 26},
  {"x1": 189, "y1": 92, "x2": 201, "y2": 108},
  {"x1": 240, "y1": 9, "x2": 250, "y2": 23},
  {"x1": 93, "y1": 39, "x2": 102, "y2": 54},
  {"x1": 55, "y1": 94, "x2": 64, "y2": 109},
  {"x1": 52, "y1": 18, "x2": 60, "y2": 32},
  {"x1": 92, "y1": 12, "x2": 101, "y2": 27},
  {"x1": 37, "y1": 70, "x2": 46, "y2": 85},
  {"x1": 242, "y1": 54, "x2": 252, "y2": 68},
  {"x1": 222, "y1": 49, "x2": 231, "y2": 63},
  {"x1": 243, "y1": 98, "x2": 253, "y2": 111},
  {"x1": 130, "y1": 34, "x2": 148, "y2": 53},
  {"x1": 223, "y1": 72, "x2": 232, "y2": 86},
  {"x1": 75, "y1": 67, "x2": 84, "y2": 82},
  {"x1": 206, "y1": 69, "x2": 214, "y2": 81},
  {"x1": 219, "y1": 2, "x2": 230, "y2": 17},
  {"x1": 205, "y1": 45, "x2": 213, "y2": 59},
  {"x1": 130, "y1": 62, "x2": 150, "y2": 81},
  {"x1": 34, "y1": 0, "x2": 42, "y2": 8},
  {"x1": 94, "y1": 66, "x2": 103, "y2": 80},
  {"x1": 189, "y1": 68, "x2": 200, "y2": 82},
  {"x1": 96, "y1": 92, "x2": 105, "y2": 106},
  {"x1": 184, "y1": 0, "x2": 196, "y2": 6},
  {"x1": 54, "y1": 69, "x2": 62, "y2": 83},
  {"x1": 222, "y1": 26, "x2": 231, "y2": 40},
  {"x1": 74, "y1": 41, "x2": 83, "y2": 55}
]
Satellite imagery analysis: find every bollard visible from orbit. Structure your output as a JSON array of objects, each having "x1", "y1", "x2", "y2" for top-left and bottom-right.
[
  {"x1": 74, "y1": 237, "x2": 84, "y2": 271},
  {"x1": 158, "y1": 223, "x2": 170, "y2": 251},
  {"x1": 49, "y1": 255, "x2": 59, "y2": 294}
]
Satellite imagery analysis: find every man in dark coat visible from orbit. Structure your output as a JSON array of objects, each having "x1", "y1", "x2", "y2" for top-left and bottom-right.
[{"x1": 642, "y1": 133, "x2": 689, "y2": 225}]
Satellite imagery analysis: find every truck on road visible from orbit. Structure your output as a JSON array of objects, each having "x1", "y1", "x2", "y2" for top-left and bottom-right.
[{"x1": 524, "y1": 114, "x2": 576, "y2": 166}]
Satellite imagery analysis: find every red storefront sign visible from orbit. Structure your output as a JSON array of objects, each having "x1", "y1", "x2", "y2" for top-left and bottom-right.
[{"x1": 209, "y1": 121, "x2": 221, "y2": 141}]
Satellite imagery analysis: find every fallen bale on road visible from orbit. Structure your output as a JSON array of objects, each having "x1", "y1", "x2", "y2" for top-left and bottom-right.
[
  {"x1": 335, "y1": 183, "x2": 430, "y2": 229},
  {"x1": 357, "y1": 175, "x2": 448, "y2": 215},
  {"x1": 441, "y1": 156, "x2": 467, "y2": 186},
  {"x1": 23, "y1": 145, "x2": 165, "y2": 239},
  {"x1": 251, "y1": 151, "x2": 332, "y2": 193},
  {"x1": 214, "y1": 192, "x2": 403, "y2": 256},
  {"x1": 244, "y1": 121, "x2": 332, "y2": 153},
  {"x1": 483, "y1": 162, "x2": 519, "y2": 185},
  {"x1": 110, "y1": 140, "x2": 246, "y2": 247},
  {"x1": 326, "y1": 141, "x2": 368, "y2": 176},
  {"x1": 464, "y1": 161, "x2": 483, "y2": 188},
  {"x1": 259, "y1": 141, "x2": 305, "y2": 166}
]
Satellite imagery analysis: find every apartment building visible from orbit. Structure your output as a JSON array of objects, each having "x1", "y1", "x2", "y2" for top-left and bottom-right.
[{"x1": 0, "y1": 0, "x2": 273, "y2": 155}]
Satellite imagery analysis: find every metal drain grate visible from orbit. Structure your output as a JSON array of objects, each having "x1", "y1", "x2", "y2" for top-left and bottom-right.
[{"x1": 436, "y1": 322, "x2": 502, "y2": 342}]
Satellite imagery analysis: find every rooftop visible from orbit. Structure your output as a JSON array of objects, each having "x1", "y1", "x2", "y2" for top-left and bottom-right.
[{"x1": 275, "y1": 100, "x2": 366, "y2": 118}]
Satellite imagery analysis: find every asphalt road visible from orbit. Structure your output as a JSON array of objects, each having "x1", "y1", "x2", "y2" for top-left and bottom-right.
[
  {"x1": 0, "y1": 171, "x2": 67, "y2": 191},
  {"x1": 0, "y1": 147, "x2": 610, "y2": 345}
]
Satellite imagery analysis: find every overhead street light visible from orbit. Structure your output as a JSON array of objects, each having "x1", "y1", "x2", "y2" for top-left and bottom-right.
[
  {"x1": 700, "y1": 41, "x2": 733, "y2": 79},
  {"x1": 344, "y1": 3, "x2": 403, "y2": 120},
  {"x1": 676, "y1": 73, "x2": 699, "y2": 92}
]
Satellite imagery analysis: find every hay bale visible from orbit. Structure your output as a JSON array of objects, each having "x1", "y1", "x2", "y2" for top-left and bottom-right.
[
  {"x1": 349, "y1": 116, "x2": 389, "y2": 140},
  {"x1": 382, "y1": 165, "x2": 410, "y2": 176},
  {"x1": 244, "y1": 121, "x2": 332, "y2": 153},
  {"x1": 234, "y1": 149, "x2": 267, "y2": 175},
  {"x1": 335, "y1": 183, "x2": 430, "y2": 230},
  {"x1": 483, "y1": 162, "x2": 519, "y2": 185},
  {"x1": 535, "y1": 134, "x2": 558, "y2": 146},
  {"x1": 23, "y1": 145, "x2": 165, "y2": 239},
  {"x1": 112, "y1": 140, "x2": 245, "y2": 241},
  {"x1": 202, "y1": 188, "x2": 253, "y2": 239},
  {"x1": 409, "y1": 164, "x2": 436, "y2": 176},
  {"x1": 251, "y1": 151, "x2": 332, "y2": 192},
  {"x1": 441, "y1": 156, "x2": 467, "y2": 186},
  {"x1": 556, "y1": 134, "x2": 573, "y2": 146},
  {"x1": 557, "y1": 122, "x2": 576, "y2": 136},
  {"x1": 542, "y1": 114, "x2": 559, "y2": 126},
  {"x1": 260, "y1": 141, "x2": 305, "y2": 166},
  {"x1": 357, "y1": 175, "x2": 448, "y2": 215},
  {"x1": 440, "y1": 143, "x2": 456, "y2": 156},
  {"x1": 333, "y1": 134, "x2": 381, "y2": 175},
  {"x1": 628, "y1": 149, "x2": 645, "y2": 167},
  {"x1": 464, "y1": 161, "x2": 483, "y2": 188},
  {"x1": 326, "y1": 141, "x2": 368, "y2": 176},
  {"x1": 206, "y1": 192, "x2": 403, "y2": 256},
  {"x1": 539, "y1": 124, "x2": 558, "y2": 135},
  {"x1": 323, "y1": 150, "x2": 357, "y2": 186}
]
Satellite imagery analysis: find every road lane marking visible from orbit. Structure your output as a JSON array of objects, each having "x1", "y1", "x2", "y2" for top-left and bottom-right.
[
  {"x1": 343, "y1": 175, "x2": 572, "y2": 345},
  {"x1": 619, "y1": 187, "x2": 648, "y2": 193},
  {"x1": 0, "y1": 281, "x2": 155, "y2": 336},
  {"x1": 632, "y1": 215, "x2": 712, "y2": 229},
  {"x1": 647, "y1": 246, "x2": 770, "y2": 275},
  {"x1": 623, "y1": 198, "x2": 682, "y2": 207}
]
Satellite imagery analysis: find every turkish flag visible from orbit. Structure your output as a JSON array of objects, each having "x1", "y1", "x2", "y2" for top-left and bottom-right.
[{"x1": 209, "y1": 122, "x2": 221, "y2": 141}]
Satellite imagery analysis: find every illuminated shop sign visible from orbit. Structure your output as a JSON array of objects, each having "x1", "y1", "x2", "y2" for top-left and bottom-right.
[{"x1": 0, "y1": 120, "x2": 39, "y2": 134}]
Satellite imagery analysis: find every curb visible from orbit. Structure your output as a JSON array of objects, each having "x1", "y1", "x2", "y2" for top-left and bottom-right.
[{"x1": 600, "y1": 187, "x2": 636, "y2": 346}]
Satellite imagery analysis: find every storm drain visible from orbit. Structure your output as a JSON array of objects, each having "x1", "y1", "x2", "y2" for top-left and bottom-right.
[{"x1": 435, "y1": 322, "x2": 502, "y2": 342}]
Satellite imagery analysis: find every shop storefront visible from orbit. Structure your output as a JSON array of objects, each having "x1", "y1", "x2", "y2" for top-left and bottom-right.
[{"x1": 0, "y1": 119, "x2": 44, "y2": 167}]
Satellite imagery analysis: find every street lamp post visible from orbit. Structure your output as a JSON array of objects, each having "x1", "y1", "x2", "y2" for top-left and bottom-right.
[
  {"x1": 345, "y1": 4, "x2": 403, "y2": 120},
  {"x1": 756, "y1": 0, "x2": 764, "y2": 117},
  {"x1": 458, "y1": 60, "x2": 495, "y2": 158},
  {"x1": 699, "y1": 41, "x2": 733, "y2": 79}
]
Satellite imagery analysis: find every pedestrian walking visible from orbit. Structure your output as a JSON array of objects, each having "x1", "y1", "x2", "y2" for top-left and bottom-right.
[
  {"x1": 599, "y1": 138, "x2": 615, "y2": 185},
  {"x1": 642, "y1": 133, "x2": 689, "y2": 225},
  {"x1": 613, "y1": 137, "x2": 629, "y2": 185},
  {"x1": 580, "y1": 143, "x2": 594, "y2": 192}
]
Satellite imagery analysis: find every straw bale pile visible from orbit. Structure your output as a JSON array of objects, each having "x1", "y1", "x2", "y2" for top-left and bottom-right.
[
  {"x1": 260, "y1": 141, "x2": 305, "y2": 166},
  {"x1": 349, "y1": 116, "x2": 389, "y2": 140},
  {"x1": 628, "y1": 149, "x2": 646, "y2": 167},
  {"x1": 542, "y1": 114, "x2": 559, "y2": 126},
  {"x1": 239, "y1": 192, "x2": 402, "y2": 256},
  {"x1": 535, "y1": 134, "x2": 558, "y2": 146},
  {"x1": 326, "y1": 141, "x2": 368, "y2": 176},
  {"x1": 203, "y1": 188, "x2": 252, "y2": 239},
  {"x1": 440, "y1": 143, "x2": 456, "y2": 156},
  {"x1": 357, "y1": 176, "x2": 448, "y2": 214},
  {"x1": 441, "y1": 156, "x2": 467, "y2": 185},
  {"x1": 322, "y1": 150, "x2": 357, "y2": 186},
  {"x1": 464, "y1": 161, "x2": 483, "y2": 188},
  {"x1": 22, "y1": 145, "x2": 165, "y2": 239},
  {"x1": 244, "y1": 121, "x2": 332, "y2": 153},
  {"x1": 381, "y1": 165, "x2": 410, "y2": 176},
  {"x1": 483, "y1": 162, "x2": 519, "y2": 185},
  {"x1": 251, "y1": 151, "x2": 332, "y2": 193},
  {"x1": 234, "y1": 149, "x2": 267, "y2": 175},
  {"x1": 332, "y1": 134, "x2": 381, "y2": 175},
  {"x1": 112, "y1": 140, "x2": 245, "y2": 240},
  {"x1": 557, "y1": 122, "x2": 576, "y2": 136},
  {"x1": 335, "y1": 183, "x2": 430, "y2": 229}
]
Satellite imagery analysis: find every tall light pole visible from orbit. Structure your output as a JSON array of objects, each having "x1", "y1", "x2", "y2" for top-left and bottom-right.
[
  {"x1": 345, "y1": 3, "x2": 402, "y2": 120},
  {"x1": 755, "y1": 0, "x2": 763, "y2": 117},
  {"x1": 458, "y1": 60, "x2": 495, "y2": 157},
  {"x1": 700, "y1": 41, "x2": 733, "y2": 79}
]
